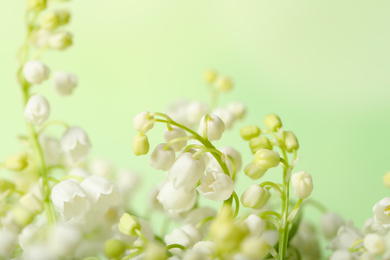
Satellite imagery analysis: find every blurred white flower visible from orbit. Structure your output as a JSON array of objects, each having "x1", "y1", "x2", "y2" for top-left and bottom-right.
[
  {"x1": 39, "y1": 135, "x2": 63, "y2": 166},
  {"x1": 48, "y1": 224, "x2": 82, "y2": 257},
  {"x1": 164, "y1": 126, "x2": 187, "y2": 152},
  {"x1": 220, "y1": 146, "x2": 242, "y2": 172},
  {"x1": 197, "y1": 169, "x2": 234, "y2": 201},
  {"x1": 329, "y1": 250, "x2": 354, "y2": 260},
  {"x1": 227, "y1": 102, "x2": 246, "y2": 119},
  {"x1": 165, "y1": 224, "x2": 202, "y2": 255},
  {"x1": 364, "y1": 233, "x2": 386, "y2": 255},
  {"x1": 34, "y1": 29, "x2": 51, "y2": 48},
  {"x1": 52, "y1": 71, "x2": 77, "y2": 96},
  {"x1": 373, "y1": 197, "x2": 390, "y2": 228},
  {"x1": 24, "y1": 94, "x2": 50, "y2": 126},
  {"x1": 149, "y1": 143, "x2": 176, "y2": 171},
  {"x1": 61, "y1": 126, "x2": 91, "y2": 163},
  {"x1": 157, "y1": 181, "x2": 196, "y2": 213},
  {"x1": 133, "y1": 111, "x2": 154, "y2": 133},
  {"x1": 212, "y1": 108, "x2": 235, "y2": 129},
  {"x1": 198, "y1": 114, "x2": 225, "y2": 141},
  {"x1": 51, "y1": 179, "x2": 90, "y2": 221},
  {"x1": 68, "y1": 167, "x2": 90, "y2": 178},
  {"x1": 89, "y1": 159, "x2": 114, "y2": 177},
  {"x1": 243, "y1": 214, "x2": 265, "y2": 238},
  {"x1": 187, "y1": 101, "x2": 209, "y2": 126},
  {"x1": 23, "y1": 60, "x2": 50, "y2": 84},
  {"x1": 0, "y1": 228, "x2": 17, "y2": 259},
  {"x1": 327, "y1": 220, "x2": 363, "y2": 251},
  {"x1": 49, "y1": 31, "x2": 72, "y2": 50},
  {"x1": 321, "y1": 212, "x2": 344, "y2": 240}
]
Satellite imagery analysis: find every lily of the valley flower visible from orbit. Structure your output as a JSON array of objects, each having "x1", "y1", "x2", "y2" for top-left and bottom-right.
[
  {"x1": 364, "y1": 233, "x2": 386, "y2": 255},
  {"x1": 198, "y1": 114, "x2": 225, "y2": 141},
  {"x1": 212, "y1": 108, "x2": 235, "y2": 129},
  {"x1": 22, "y1": 60, "x2": 50, "y2": 84},
  {"x1": 133, "y1": 111, "x2": 154, "y2": 133},
  {"x1": 149, "y1": 143, "x2": 176, "y2": 171},
  {"x1": 52, "y1": 71, "x2": 77, "y2": 96},
  {"x1": 220, "y1": 146, "x2": 242, "y2": 172},
  {"x1": 243, "y1": 214, "x2": 266, "y2": 238},
  {"x1": 241, "y1": 184, "x2": 270, "y2": 209},
  {"x1": 373, "y1": 197, "x2": 390, "y2": 228},
  {"x1": 254, "y1": 149, "x2": 280, "y2": 169},
  {"x1": 321, "y1": 212, "x2": 344, "y2": 240},
  {"x1": 291, "y1": 171, "x2": 313, "y2": 199},
  {"x1": 165, "y1": 224, "x2": 202, "y2": 255},
  {"x1": 157, "y1": 181, "x2": 196, "y2": 213},
  {"x1": 48, "y1": 31, "x2": 72, "y2": 50},
  {"x1": 24, "y1": 94, "x2": 50, "y2": 126},
  {"x1": 60, "y1": 126, "x2": 91, "y2": 163},
  {"x1": 164, "y1": 126, "x2": 187, "y2": 152},
  {"x1": 51, "y1": 179, "x2": 90, "y2": 221},
  {"x1": 263, "y1": 113, "x2": 282, "y2": 131},
  {"x1": 227, "y1": 101, "x2": 246, "y2": 119},
  {"x1": 197, "y1": 169, "x2": 234, "y2": 201}
]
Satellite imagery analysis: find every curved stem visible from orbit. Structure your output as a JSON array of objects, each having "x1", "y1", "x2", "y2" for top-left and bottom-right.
[
  {"x1": 135, "y1": 229, "x2": 149, "y2": 245},
  {"x1": 38, "y1": 119, "x2": 70, "y2": 134},
  {"x1": 166, "y1": 243, "x2": 186, "y2": 251},
  {"x1": 260, "y1": 181, "x2": 284, "y2": 199},
  {"x1": 259, "y1": 210, "x2": 282, "y2": 220},
  {"x1": 231, "y1": 191, "x2": 240, "y2": 219}
]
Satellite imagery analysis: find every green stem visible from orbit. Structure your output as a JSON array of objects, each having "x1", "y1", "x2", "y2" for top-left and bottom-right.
[
  {"x1": 231, "y1": 191, "x2": 240, "y2": 219},
  {"x1": 260, "y1": 181, "x2": 284, "y2": 199},
  {"x1": 135, "y1": 229, "x2": 149, "y2": 245},
  {"x1": 38, "y1": 119, "x2": 70, "y2": 134},
  {"x1": 259, "y1": 210, "x2": 282, "y2": 220},
  {"x1": 166, "y1": 243, "x2": 186, "y2": 251}
]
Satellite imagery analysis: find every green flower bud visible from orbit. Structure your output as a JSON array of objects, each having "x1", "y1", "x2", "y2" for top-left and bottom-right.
[
  {"x1": 49, "y1": 31, "x2": 73, "y2": 50},
  {"x1": 241, "y1": 237, "x2": 270, "y2": 259},
  {"x1": 27, "y1": 0, "x2": 47, "y2": 12},
  {"x1": 215, "y1": 76, "x2": 233, "y2": 92},
  {"x1": 249, "y1": 136, "x2": 272, "y2": 154},
  {"x1": 283, "y1": 131, "x2": 299, "y2": 153},
  {"x1": 241, "y1": 184, "x2": 270, "y2": 209},
  {"x1": 57, "y1": 9, "x2": 71, "y2": 25},
  {"x1": 12, "y1": 206, "x2": 34, "y2": 228},
  {"x1": 263, "y1": 113, "x2": 282, "y2": 131},
  {"x1": 5, "y1": 153, "x2": 28, "y2": 171},
  {"x1": 254, "y1": 149, "x2": 280, "y2": 169},
  {"x1": 244, "y1": 162, "x2": 267, "y2": 180},
  {"x1": 204, "y1": 70, "x2": 218, "y2": 84},
  {"x1": 40, "y1": 10, "x2": 70, "y2": 31},
  {"x1": 0, "y1": 179, "x2": 15, "y2": 192},
  {"x1": 118, "y1": 213, "x2": 141, "y2": 236},
  {"x1": 240, "y1": 125, "x2": 260, "y2": 141},
  {"x1": 132, "y1": 134, "x2": 150, "y2": 156},
  {"x1": 144, "y1": 243, "x2": 167, "y2": 260},
  {"x1": 210, "y1": 218, "x2": 248, "y2": 253},
  {"x1": 105, "y1": 239, "x2": 126, "y2": 258},
  {"x1": 20, "y1": 194, "x2": 43, "y2": 215}
]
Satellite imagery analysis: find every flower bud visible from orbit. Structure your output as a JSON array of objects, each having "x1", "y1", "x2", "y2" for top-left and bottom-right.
[
  {"x1": 168, "y1": 152, "x2": 205, "y2": 191},
  {"x1": 61, "y1": 126, "x2": 91, "y2": 163},
  {"x1": 321, "y1": 212, "x2": 344, "y2": 240},
  {"x1": 254, "y1": 149, "x2": 280, "y2": 169},
  {"x1": 364, "y1": 233, "x2": 386, "y2": 255},
  {"x1": 5, "y1": 153, "x2": 28, "y2": 171},
  {"x1": 240, "y1": 125, "x2": 260, "y2": 141},
  {"x1": 243, "y1": 214, "x2": 266, "y2": 237},
  {"x1": 49, "y1": 31, "x2": 72, "y2": 50},
  {"x1": 212, "y1": 108, "x2": 235, "y2": 129},
  {"x1": 383, "y1": 172, "x2": 390, "y2": 188},
  {"x1": 220, "y1": 146, "x2": 242, "y2": 172},
  {"x1": 263, "y1": 113, "x2": 282, "y2": 131},
  {"x1": 284, "y1": 131, "x2": 299, "y2": 153},
  {"x1": 165, "y1": 224, "x2": 202, "y2": 255},
  {"x1": 118, "y1": 213, "x2": 141, "y2": 236},
  {"x1": 241, "y1": 184, "x2": 270, "y2": 209},
  {"x1": 0, "y1": 179, "x2": 15, "y2": 192},
  {"x1": 164, "y1": 126, "x2": 187, "y2": 152},
  {"x1": 105, "y1": 239, "x2": 126, "y2": 258},
  {"x1": 40, "y1": 11, "x2": 62, "y2": 30},
  {"x1": 52, "y1": 71, "x2": 77, "y2": 96},
  {"x1": 244, "y1": 162, "x2": 267, "y2": 180},
  {"x1": 227, "y1": 101, "x2": 246, "y2": 119},
  {"x1": 215, "y1": 76, "x2": 233, "y2": 92},
  {"x1": 19, "y1": 194, "x2": 43, "y2": 215},
  {"x1": 197, "y1": 169, "x2": 234, "y2": 201},
  {"x1": 132, "y1": 134, "x2": 150, "y2": 156},
  {"x1": 27, "y1": 0, "x2": 46, "y2": 12},
  {"x1": 149, "y1": 143, "x2": 175, "y2": 171},
  {"x1": 133, "y1": 111, "x2": 154, "y2": 133},
  {"x1": 249, "y1": 136, "x2": 272, "y2": 154},
  {"x1": 144, "y1": 243, "x2": 167, "y2": 260},
  {"x1": 291, "y1": 171, "x2": 313, "y2": 199},
  {"x1": 198, "y1": 114, "x2": 225, "y2": 141},
  {"x1": 12, "y1": 207, "x2": 34, "y2": 228},
  {"x1": 204, "y1": 70, "x2": 217, "y2": 84},
  {"x1": 23, "y1": 60, "x2": 50, "y2": 84},
  {"x1": 24, "y1": 94, "x2": 50, "y2": 126},
  {"x1": 157, "y1": 181, "x2": 196, "y2": 213},
  {"x1": 241, "y1": 237, "x2": 270, "y2": 259}
]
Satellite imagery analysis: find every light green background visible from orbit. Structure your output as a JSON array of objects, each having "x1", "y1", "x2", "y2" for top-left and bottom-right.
[{"x1": 1, "y1": 0, "x2": 390, "y2": 252}]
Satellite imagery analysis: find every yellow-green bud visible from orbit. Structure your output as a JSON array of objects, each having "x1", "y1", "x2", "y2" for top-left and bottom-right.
[
  {"x1": 5, "y1": 153, "x2": 28, "y2": 171},
  {"x1": 241, "y1": 237, "x2": 270, "y2": 259},
  {"x1": 49, "y1": 31, "x2": 73, "y2": 50},
  {"x1": 40, "y1": 12, "x2": 60, "y2": 30},
  {"x1": 249, "y1": 136, "x2": 272, "y2": 154},
  {"x1": 263, "y1": 113, "x2": 282, "y2": 131},
  {"x1": 240, "y1": 126, "x2": 260, "y2": 141},
  {"x1": 144, "y1": 243, "x2": 167, "y2": 260},
  {"x1": 105, "y1": 239, "x2": 126, "y2": 258},
  {"x1": 241, "y1": 184, "x2": 270, "y2": 209},
  {"x1": 254, "y1": 149, "x2": 280, "y2": 169},
  {"x1": 383, "y1": 172, "x2": 390, "y2": 188},
  {"x1": 210, "y1": 218, "x2": 248, "y2": 253},
  {"x1": 204, "y1": 70, "x2": 218, "y2": 84},
  {"x1": 244, "y1": 162, "x2": 267, "y2": 180},
  {"x1": 215, "y1": 76, "x2": 233, "y2": 92},
  {"x1": 132, "y1": 134, "x2": 150, "y2": 156},
  {"x1": 57, "y1": 9, "x2": 71, "y2": 25},
  {"x1": 284, "y1": 131, "x2": 299, "y2": 153},
  {"x1": 27, "y1": 0, "x2": 46, "y2": 12},
  {"x1": 0, "y1": 179, "x2": 15, "y2": 192},
  {"x1": 118, "y1": 213, "x2": 141, "y2": 236},
  {"x1": 12, "y1": 206, "x2": 34, "y2": 227},
  {"x1": 20, "y1": 194, "x2": 43, "y2": 215}
]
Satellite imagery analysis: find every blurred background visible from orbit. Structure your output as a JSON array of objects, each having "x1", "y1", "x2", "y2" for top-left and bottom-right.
[{"x1": 1, "y1": 0, "x2": 390, "y2": 254}]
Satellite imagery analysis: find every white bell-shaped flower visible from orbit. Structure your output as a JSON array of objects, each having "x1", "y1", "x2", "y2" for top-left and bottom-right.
[
  {"x1": 51, "y1": 179, "x2": 90, "y2": 221},
  {"x1": 291, "y1": 171, "x2": 313, "y2": 199},
  {"x1": 198, "y1": 114, "x2": 225, "y2": 141},
  {"x1": 0, "y1": 228, "x2": 17, "y2": 259},
  {"x1": 187, "y1": 101, "x2": 209, "y2": 126},
  {"x1": 23, "y1": 60, "x2": 50, "y2": 84},
  {"x1": 243, "y1": 214, "x2": 266, "y2": 238},
  {"x1": 212, "y1": 108, "x2": 235, "y2": 129},
  {"x1": 196, "y1": 169, "x2": 234, "y2": 201},
  {"x1": 24, "y1": 94, "x2": 50, "y2": 126},
  {"x1": 80, "y1": 175, "x2": 119, "y2": 213},
  {"x1": 327, "y1": 221, "x2": 363, "y2": 251},
  {"x1": 165, "y1": 224, "x2": 202, "y2": 255},
  {"x1": 241, "y1": 184, "x2": 270, "y2": 209},
  {"x1": 61, "y1": 126, "x2": 91, "y2": 163},
  {"x1": 227, "y1": 102, "x2": 246, "y2": 119},
  {"x1": 164, "y1": 126, "x2": 187, "y2": 152},
  {"x1": 321, "y1": 212, "x2": 344, "y2": 240},
  {"x1": 373, "y1": 197, "x2": 390, "y2": 228},
  {"x1": 48, "y1": 224, "x2": 82, "y2": 257},
  {"x1": 363, "y1": 217, "x2": 387, "y2": 235},
  {"x1": 168, "y1": 152, "x2": 205, "y2": 191},
  {"x1": 52, "y1": 71, "x2": 77, "y2": 96},
  {"x1": 89, "y1": 159, "x2": 114, "y2": 177},
  {"x1": 364, "y1": 233, "x2": 386, "y2": 255},
  {"x1": 149, "y1": 143, "x2": 176, "y2": 171},
  {"x1": 157, "y1": 181, "x2": 196, "y2": 213},
  {"x1": 329, "y1": 250, "x2": 354, "y2": 260},
  {"x1": 220, "y1": 146, "x2": 242, "y2": 172},
  {"x1": 39, "y1": 135, "x2": 63, "y2": 166},
  {"x1": 133, "y1": 111, "x2": 154, "y2": 133},
  {"x1": 192, "y1": 241, "x2": 216, "y2": 258}
]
